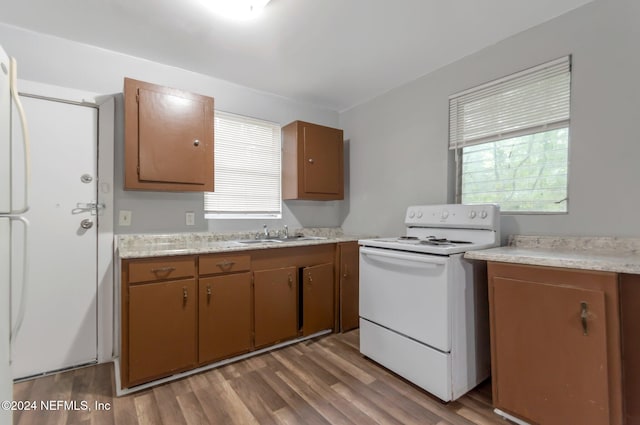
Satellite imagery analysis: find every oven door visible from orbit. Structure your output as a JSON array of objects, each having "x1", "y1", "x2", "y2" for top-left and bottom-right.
[{"x1": 359, "y1": 246, "x2": 451, "y2": 352}]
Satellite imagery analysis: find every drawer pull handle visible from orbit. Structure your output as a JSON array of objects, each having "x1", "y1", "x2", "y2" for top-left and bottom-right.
[
  {"x1": 288, "y1": 274, "x2": 293, "y2": 289},
  {"x1": 216, "y1": 260, "x2": 235, "y2": 270},
  {"x1": 207, "y1": 285, "x2": 212, "y2": 303},
  {"x1": 183, "y1": 287, "x2": 188, "y2": 303},
  {"x1": 580, "y1": 301, "x2": 588, "y2": 335},
  {"x1": 151, "y1": 266, "x2": 175, "y2": 274}
]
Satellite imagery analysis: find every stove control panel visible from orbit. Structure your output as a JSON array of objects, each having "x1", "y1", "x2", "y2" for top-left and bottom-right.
[{"x1": 405, "y1": 204, "x2": 500, "y2": 230}]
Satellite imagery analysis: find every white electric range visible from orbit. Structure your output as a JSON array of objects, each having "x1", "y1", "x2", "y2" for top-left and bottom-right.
[{"x1": 358, "y1": 203, "x2": 500, "y2": 402}]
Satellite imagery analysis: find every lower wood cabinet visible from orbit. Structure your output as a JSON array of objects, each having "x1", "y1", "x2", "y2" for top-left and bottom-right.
[
  {"x1": 621, "y1": 274, "x2": 640, "y2": 425},
  {"x1": 488, "y1": 262, "x2": 622, "y2": 425},
  {"x1": 199, "y1": 272, "x2": 252, "y2": 364},
  {"x1": 302, "y1": 263, "x2": 334, "y2": 336},
  {"x1": 128, "y1": 279, "x2": 197, "y2": 386},
  {"x1": 122, "y1": 243, "x2": 341, "y2": 388},
  {"x1": 254, "y1": 266, "x2": 298, "y2": 348},
  {"x1": 338, "y1": 241, "x2": 359, "y2": 332}
]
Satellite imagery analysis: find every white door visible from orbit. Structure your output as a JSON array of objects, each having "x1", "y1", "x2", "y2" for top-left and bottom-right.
[{"x1": 11, "y1": 95, "x2": 98, "y2": 379}]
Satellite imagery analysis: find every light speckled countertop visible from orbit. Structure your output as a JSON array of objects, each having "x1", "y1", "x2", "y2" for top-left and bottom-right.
[
  {"x1": 464, "y1": 235, "x2": 640, "y2": 274},
  {"x1": 117, "y1": 228, "x2": 366, "y2": 259}
]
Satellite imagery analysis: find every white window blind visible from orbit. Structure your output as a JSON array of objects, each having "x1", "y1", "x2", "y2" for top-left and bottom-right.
[
  {"x1": 449, "y1": 56, "x2": 571, "y2": 213},
  {"x1": 204, "y1": 111, "x2": 282, "y2": 219},
  {"x1": 449, "y1": 56, "x2": 571, "y2": 150}
]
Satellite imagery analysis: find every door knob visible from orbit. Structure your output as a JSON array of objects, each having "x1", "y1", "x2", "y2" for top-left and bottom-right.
[{"x1": 80, "y1": 219, "x2": 93, "y2": 229}]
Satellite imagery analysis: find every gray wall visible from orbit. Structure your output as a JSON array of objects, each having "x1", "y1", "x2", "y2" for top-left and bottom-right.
[
  {"x1": 0, "y1": 24, "x2": 343, "y2": 235},
  {"x1": 339, "y1": 0, "x2": 640, "y2": 240},
  {"x1": 4, "y1": 0, "x2": 639, "y2": 240}
]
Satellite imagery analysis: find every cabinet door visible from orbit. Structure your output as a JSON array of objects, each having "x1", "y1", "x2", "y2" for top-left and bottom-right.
[
  {"x1": 621, "y1": 274, "x2": 640, "y2": 425},
  {"x1": 199, "y1": 273, "x2": 251, "y2": 364},
  {"x1": 254, "y1": 267, "x2": 298, "y2": 348},
  {"x1": 128, "y1": 279, "x2": 197, "y2": 385},
  {"x1": 302, "y1": 123, "x2": 343, "y2": 197},
  {"x1": 138, "y1": 88, "x2": 209, "y2": 184},
  {"x1": 491, "y1": 277, "x2": 609, "y2": 425},
  {"x1": 124, "y1": 78, "x2": 214, "y2": 192},
  {"x1": 302, "y1": 262, "x2": 334, "y2": 336},
  {"x1": 339, "y1": 242, "x2": 359, "y2": 332}
]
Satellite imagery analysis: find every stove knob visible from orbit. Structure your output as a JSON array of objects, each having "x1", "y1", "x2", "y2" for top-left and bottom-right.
[
  {"x1": 409, "y1": 211, "x2": 415, "y2": 218},
  {"x1": 441, "y1": 210, "x2": 449, "y2": 219},
  {"x1": 417, "y1": 211, "x2": 423, "y2": 218},
  {"x1": 480, "y1": 210, "x2": 488, "y2": 219},
  {"x1": 469, "y1": 210, "x2": 477, "y2": 219}
]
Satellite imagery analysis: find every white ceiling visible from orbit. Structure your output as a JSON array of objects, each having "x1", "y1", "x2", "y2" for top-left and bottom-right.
[{"x1": 0, "y1": 0, "x2": 593, "y2": 111}]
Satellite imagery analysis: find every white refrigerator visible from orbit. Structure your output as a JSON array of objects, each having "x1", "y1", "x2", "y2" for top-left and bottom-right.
[{"x1": 0, "y1": 44, "x2": 30, "y2": 424}]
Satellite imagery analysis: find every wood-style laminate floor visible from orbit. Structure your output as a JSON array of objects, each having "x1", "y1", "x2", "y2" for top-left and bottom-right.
[{"x1": 12, "y1": 330, "x2": 509, "y2": 425}]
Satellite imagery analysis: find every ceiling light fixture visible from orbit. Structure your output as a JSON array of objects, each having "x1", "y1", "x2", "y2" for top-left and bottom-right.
[{"x1": 202, "y1": 0, "x2": 272, "y2": 20}]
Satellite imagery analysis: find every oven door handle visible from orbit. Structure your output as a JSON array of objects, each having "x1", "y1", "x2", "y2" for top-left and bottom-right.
[{"x1": 360, "y1": 247, "x2": 447, "y2": 266}]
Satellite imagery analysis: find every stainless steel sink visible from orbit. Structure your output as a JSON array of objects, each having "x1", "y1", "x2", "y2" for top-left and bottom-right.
[
  {"x1": 235, "y1": 239, "x2": 283, "y2": 244},
  {"x1": 283, "y1": 236, "x2": 327, "y2": 241},
  {"x1": 234, "y1": 235, "x2": 327, "y2": 244}
]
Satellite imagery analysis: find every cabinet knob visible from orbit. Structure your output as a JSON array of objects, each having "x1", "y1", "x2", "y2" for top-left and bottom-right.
[
  {"x1": 307, "y1": 158, "x2": 314, "y2": 164},
  {"x1": 193, "y1": 139, "x2": 200, "y2": 147},
  {"x1": 288, "y1": 274, "x2": 293, "y2": 289},
  {"x1": 183, "y1": 287, "x2": 188, "y2": 303},
  {"x1": 580, "y1": 301, "x2": 589, "y2": 335},
  {"x1": 151, "y1": 266, "x2": 175, "y2": 275},
  {"x1": 207, "y1": 285, "x2": 212, "y2": 303},
  {"x1": 216, "y1": 260, "x2": 235, "y2": 270}
]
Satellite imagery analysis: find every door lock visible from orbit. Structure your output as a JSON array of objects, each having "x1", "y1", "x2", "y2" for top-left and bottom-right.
[
  {"x1": 74, "y1": 201, "x2": 106, "y2": 216},
  {"x1": 80, "y1": 219, "x2": 94, "y2": 229}
]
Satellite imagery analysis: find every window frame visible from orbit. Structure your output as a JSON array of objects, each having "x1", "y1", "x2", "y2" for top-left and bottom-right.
[
  {"x1": 450, "y1": 56, "x2": 572, "y2": 214},
  {"x1": 204, "y1": 110, "x2": 282, "y2": 220}
]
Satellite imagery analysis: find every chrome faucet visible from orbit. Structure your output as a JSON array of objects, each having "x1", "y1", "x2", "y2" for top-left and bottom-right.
[
  {"x1": 282, "y1": 225, "x2": 289, "y2": 239},
  {"x1": 263, "y1": 224, "x2": 269, "y2": 238}
]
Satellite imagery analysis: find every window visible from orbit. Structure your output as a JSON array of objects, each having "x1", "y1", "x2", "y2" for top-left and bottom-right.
[
  {"x1": 449, "y1": 56, "x2": 571, "y2": 213},
  {"x1": 204, "y1": 111, "x2": 282, "y2": 219}
]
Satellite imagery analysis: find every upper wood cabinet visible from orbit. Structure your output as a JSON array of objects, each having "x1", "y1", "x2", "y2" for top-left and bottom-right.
[
  {"x1": 282, "y1": 121, "x2": 344, "y2": 200},
  {"x1": 124, "y1": 78, "x2": 214, "y2": 192}
]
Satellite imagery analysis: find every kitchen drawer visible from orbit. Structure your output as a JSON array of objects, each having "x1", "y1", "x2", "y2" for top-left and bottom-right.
[
  {"x1": 128, "y1": 257, "x2": 196, "y2": 284},
  {"x1": 199, "y1": 254, "x2": 251, "y2": 276}
]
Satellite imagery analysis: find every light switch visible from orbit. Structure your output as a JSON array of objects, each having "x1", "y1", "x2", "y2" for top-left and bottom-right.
[
  {"x1": 186, "y1": 212, "x2": 195, "y2": 226},
  {"x1": 119, "y1": 210, "x2": 132, "y2": 226}
]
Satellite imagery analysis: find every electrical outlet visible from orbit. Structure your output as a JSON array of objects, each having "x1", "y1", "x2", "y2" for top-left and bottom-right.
[
  {"x1": 119, "y1": 210, "x2": 132, "y2": 226},
  {"x1": 186, "y1": 212, "x2": 195, "y2": 226}
]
